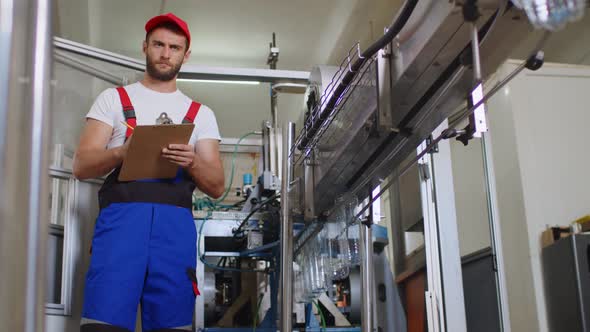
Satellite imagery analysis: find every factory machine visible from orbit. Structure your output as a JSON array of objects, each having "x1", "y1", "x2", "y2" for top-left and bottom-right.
[
  {"x1": 194, "y1": 1, "x2": 587, "y2": 332},
  {"x1": 9, "y1": 1, "x2": 582, "y2": 331}
]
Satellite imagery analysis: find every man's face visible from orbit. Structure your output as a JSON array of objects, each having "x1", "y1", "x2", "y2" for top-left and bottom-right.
[{"x1": 143, "y1": 27, "x2": 190, "y2": 82}]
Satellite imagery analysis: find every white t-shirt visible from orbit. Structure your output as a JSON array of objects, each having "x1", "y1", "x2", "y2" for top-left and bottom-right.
[{"x1": 86, "y1": 82, "x2": 221, "y2": 149}]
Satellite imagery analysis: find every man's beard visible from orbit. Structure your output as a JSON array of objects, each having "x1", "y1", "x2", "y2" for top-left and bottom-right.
[{"x1": 146, "y1": 55, "x2": 182, "y2": 82}]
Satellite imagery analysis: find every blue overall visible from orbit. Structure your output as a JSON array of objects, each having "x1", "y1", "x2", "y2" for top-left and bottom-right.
[
  {"x1": 81, "y1": 87, "x2": 202, "y2": 332},
  {"x1": 82, "y1": 202, "x2": 196, "y2": 331}
]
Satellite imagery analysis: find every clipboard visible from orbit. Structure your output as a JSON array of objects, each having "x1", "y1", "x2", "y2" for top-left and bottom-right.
[{"x1": 118, "y1": 124, "x2": 195, "y2": 181}]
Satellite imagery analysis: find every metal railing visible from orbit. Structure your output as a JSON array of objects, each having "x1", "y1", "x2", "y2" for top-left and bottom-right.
[{"x1": 291, "y1": 43, "x2": 376, "y2": 165}]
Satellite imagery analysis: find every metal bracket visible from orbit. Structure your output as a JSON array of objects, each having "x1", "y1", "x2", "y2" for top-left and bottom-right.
[
  {"x1": 426, "y1": 136, "x2": 439, "y2": 154},
  {"x1": 418, "y1": 162, "x2": 431, "y2": 181}
]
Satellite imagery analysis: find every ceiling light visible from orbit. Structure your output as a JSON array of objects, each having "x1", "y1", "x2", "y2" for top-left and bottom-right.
[{"x1": 177, "y1": 78, "x2": 260, "y2": 85}]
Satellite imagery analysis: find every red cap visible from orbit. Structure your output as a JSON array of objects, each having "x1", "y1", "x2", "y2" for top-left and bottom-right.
[{"x1": 145, "y1": 13, "x2": 191, "y2": 48}]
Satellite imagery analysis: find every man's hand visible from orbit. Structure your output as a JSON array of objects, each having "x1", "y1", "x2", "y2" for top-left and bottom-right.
[{"x1": 162, "y1": 144, "x2": 195, "y2": 168}]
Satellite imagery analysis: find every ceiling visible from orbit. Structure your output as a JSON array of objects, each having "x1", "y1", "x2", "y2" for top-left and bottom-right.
[
  {"x1": 55, "y1": 0, "x2": 408, "y2": 70},
  {"x1": 54, "y1": 0, "x2": 406, "y2": 137},
  {"x1": 53, "y1": 1, "x2": 590, "y2": 139}
]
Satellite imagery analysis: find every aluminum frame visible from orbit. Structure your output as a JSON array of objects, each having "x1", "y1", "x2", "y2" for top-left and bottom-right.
[
  {"x1": 418, "y1": 141, "x2": 444, "y2": 332},
  {"x1": 429, "y1": 122, "x2": 467, "y2": 332},
  {"x1": 45, "y1": 168, "x2": 79, "y2": 316},
  {"x1": 418, "y1": 120, "x2": 468, "y2": 332},
  {"x1": 360, "y1": 223, "x2": 375, "y2": 332},
  {"x1": 53, "y1": 37, "x2": 310, "y2": 84}
]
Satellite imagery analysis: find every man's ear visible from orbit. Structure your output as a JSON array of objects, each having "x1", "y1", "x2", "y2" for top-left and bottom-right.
[
  {"x1": 183, "y1": 49, "x2": 191, "y2": 64},
  {"x1": 142, "y1": 40, "x2": 147, "y2": 55}
]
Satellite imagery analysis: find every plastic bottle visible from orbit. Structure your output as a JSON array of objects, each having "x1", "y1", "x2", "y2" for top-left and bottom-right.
[
  {"x1": 310, "y1": 232, "x2": 329, "y2": 296},
  {"x1": 325, "y1": 221, "x2": 351, "y2": 280},
  {"x1": 346, "y1": 221, "x2": 361, "y2": 266},
  {"x1": 512, "y1": 0, "x2": 585, "y2": 30}
]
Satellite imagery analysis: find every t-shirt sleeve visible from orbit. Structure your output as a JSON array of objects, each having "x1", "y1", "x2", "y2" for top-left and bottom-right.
[
  {"x1": 86, "y1": 88, "x2": 119, "y2": 127},
  {"x1": 194, "y1": 105, "x2": 221, "y2": 141}
]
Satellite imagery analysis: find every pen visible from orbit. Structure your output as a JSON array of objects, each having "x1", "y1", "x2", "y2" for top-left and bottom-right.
[{"x1": 120, "y1": 121, "x2": 135, "y2": 131}]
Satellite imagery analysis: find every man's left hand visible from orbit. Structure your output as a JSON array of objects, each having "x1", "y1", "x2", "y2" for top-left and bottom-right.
[{"x1": 162, "y1": 144, "x2": 195, "y2": 168}]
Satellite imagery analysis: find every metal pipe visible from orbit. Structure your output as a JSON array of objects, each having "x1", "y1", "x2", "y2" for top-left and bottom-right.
[
  {"x1": 360, "y1": 221, "x2": 374, "y2": 332},
  {"x1": 2, "y1": 0, "x2": 72, "y2": 325},
  {"x1": 388, "y1": 180, "x2": 406, "y2": 277},
  {"x1": 471, "y1": 23, "x2": 482, "y2": 82},
  {"x1": 54, "y1": 51, "x2": 124, "y2": 85},
  {"x1": 269, "y1": 86, "x2": 280, "y2": 178},
  {"x1": 262, "y1": 121, "x2": 271, "y2": 173},
  {"x1": 280, "y1": 122, "x2": 296, "y2": 332},
  {"x1": 271, "y1": 87, "x2": 278, "y2": 128}
]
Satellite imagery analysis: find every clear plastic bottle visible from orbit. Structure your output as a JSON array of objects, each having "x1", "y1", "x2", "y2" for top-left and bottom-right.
[
  {"x1": 512, "y1": 0, "x2": 585, "y2": 30},
  {"x1": 294, "y1": 255, "x2": 307, "y2": 303},
  {"x1": 309, "y1": 231, "x2": 329, "y2": 296},
  {"x1": 325, "y1": 221, "x2": 351, "y2": 280},
  {"x1": 346, "y1": 221, "x2": 361, "y2": 266},
  {"x1": 343, "y1": 196, "x2": 361, "y2": 266},
  {"x1": 300, "y1": 245, "x2": 314, "y2": 301}
]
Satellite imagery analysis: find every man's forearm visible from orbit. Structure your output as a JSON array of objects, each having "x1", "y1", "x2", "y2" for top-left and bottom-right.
[
  {"x1": 73, "y1": 146, "x2": 124, "y2": 180},
  {"x1": 187, "y1": 159, "x2": 225, "y2": 198}
]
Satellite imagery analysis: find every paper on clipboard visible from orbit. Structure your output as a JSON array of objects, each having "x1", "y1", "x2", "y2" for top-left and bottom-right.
[{"x1": 118, "y1": 124, "x2": 195, "y2": 181}]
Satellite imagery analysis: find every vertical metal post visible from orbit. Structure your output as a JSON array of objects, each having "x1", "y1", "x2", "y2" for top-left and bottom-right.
[
  {"x1": 481, "y1": 134, "x2": 512, "y2": 332},
  {"x1": 469, "y1": 23, "x2": 488, "y2": 138},
  {"x1": 262, "y1": 121, "x2": 271, "y2": 173},
  {"x1": 280, "y1": 122, "x2": 295, "y2": 332},
  {"x1": 360, "y1": 208, "x2": 374, "y2": 332},
  {"x1": 271, "y1": 87, "x2": 279, "y2": 129},
  {"x1": 418, "y1": 143, "x2": 444, "y2": 332},
  {"x1": 429, "y1": 122, "x2": 467, "y2": 332},
  {"x1": 26, "y1": 0, "x2": 53, "y2": 330},
  {"x1": 270, "y1": 89, "x2": 280, "y2": 178},
  {"x1": 387, "y1": 180, "x2": 406, "y2": 277},
  {"x1": 0, "y1": 0, "x2": 52, "y2": 331},
  {"x1": 268, "y1": 33, "x2": 281, "y2": 181}
]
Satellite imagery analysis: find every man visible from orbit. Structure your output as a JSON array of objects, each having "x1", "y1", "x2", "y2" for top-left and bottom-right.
[{"x1": 73, "y1": 13, "x2": 224, "y2": 332}]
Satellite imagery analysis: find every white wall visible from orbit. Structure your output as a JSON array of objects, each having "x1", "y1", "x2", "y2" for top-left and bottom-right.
[
  {"x1": 450, "y1": 139, "x2": 492, "y2": 256},
  {"x1": 486, "y1": 61, "x2": 590, "y2": 332}
]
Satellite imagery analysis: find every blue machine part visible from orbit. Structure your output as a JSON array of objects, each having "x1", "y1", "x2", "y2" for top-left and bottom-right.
[
  {"x1": 243, "y1": 173, "x2": 253, "y2": 186},
  {"x1": 372, "y1": 224, "x2": 388, "y2": 244}
]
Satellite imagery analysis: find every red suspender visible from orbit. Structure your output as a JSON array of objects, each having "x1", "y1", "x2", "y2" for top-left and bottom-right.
[
  {"x1": 115, "y1": 87, "x2": 136, "y2": 138},
  {"x1": 183, "y1": 101, "x2": 201, "y2": 124},
  {"x1": 115, "y1": 87, "x2": 200, "y2": 137}
]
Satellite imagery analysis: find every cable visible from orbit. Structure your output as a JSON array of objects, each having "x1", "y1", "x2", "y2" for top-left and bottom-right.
[
  {"x1": 197, "y1": 212, "x2": 266, "y2": 273},
  {"x1": 313, "y1": 300, "x2": 327, "y2": 331},
  {"x1": 215, "y1": 131, "x2": 260, "y2": 204},
  {"x1": 479, "y1": 0, "x2": 508, "y2": 46},
  {"x1": 221, "y1": 198, "x2": 247, "y2": 211},
  {"x1": 194, "y1": 131, "x2": 260, "y2": 211},
  {"x1": 233, "y1": 193, "x2": 279, "y2": 238},
  {"x1": 252, "y1": 293, "x2": 264, "y2": 332}
]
